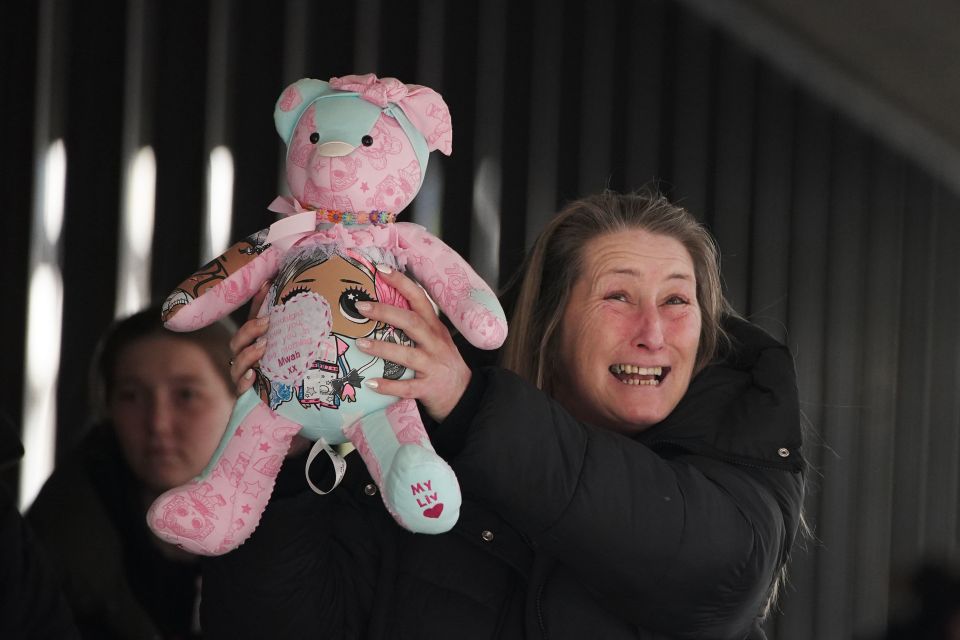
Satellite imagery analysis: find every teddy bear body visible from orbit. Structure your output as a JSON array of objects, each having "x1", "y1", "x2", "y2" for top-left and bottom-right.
[{"x1": 146, "y1": 75, "x2": 506, "y2": 555}]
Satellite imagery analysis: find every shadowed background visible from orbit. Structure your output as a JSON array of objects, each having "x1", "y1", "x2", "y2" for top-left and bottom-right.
[{"x1": 2, "y1": 1, "x2": 959, "y2": 638}]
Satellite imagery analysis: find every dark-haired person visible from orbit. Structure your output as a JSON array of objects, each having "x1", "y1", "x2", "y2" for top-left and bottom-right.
[{"x1": 27, "y1": 306, "x2": 237, "y2": 639}]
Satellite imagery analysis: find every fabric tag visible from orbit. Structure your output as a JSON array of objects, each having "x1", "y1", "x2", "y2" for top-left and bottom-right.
[
  {"x1": 305, "y1": 438, "x2": 347, "y2": 495},
  {"x1": 266, "y1": 209, "x2": 317, "y2": 252}
]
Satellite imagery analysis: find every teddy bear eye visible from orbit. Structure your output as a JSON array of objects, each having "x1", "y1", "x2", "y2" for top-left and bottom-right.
[
  {"x1": 309, "y1": 132, "x2": 320, "y2": 144},
  {"x1": 361, "y1": 135, "x2": 374, "y2": 147}
]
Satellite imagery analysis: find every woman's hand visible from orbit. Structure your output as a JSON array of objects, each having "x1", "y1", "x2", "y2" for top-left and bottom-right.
[
  {"x1": 354, "y1": 265, "x2": 472, "y2": 423},
  {"x1": 228, "y1": 284, "x2": 270, "y2": 395}
]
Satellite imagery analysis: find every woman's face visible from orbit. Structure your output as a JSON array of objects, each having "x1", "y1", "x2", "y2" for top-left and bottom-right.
[
  {"x1": 553, "y1": 229, "x2": 702, "y2": 434},
  {"x1": 109, "y1": 335, "x2": 234, "y2": 493}
]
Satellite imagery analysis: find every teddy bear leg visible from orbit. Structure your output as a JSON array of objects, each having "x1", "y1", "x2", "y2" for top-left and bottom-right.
[
  {"x1": 343, "y1": 399, "x2": 460, "y2": 534},
  {"x1": 146, "y1": 388, "x2": 301, "y2": 555}
]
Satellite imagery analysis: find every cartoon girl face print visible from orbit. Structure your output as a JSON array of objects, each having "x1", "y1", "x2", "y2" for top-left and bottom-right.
[
  {"x1": 262, "y1": 248, "x2": 414, "y2": 414},
  {"x1": 275, "y1": 254, "x2": 378, "y2": 339}
]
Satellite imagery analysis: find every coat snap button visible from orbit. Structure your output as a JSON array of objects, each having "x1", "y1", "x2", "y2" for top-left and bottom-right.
[
  {"x1": 481, "y1": 530, "x2": 495, "y2": 542},
  {"x1": 363, "y1": 483, "x2": 377, "y2": 496},
  {"x1": 777, "y1": 447, "x2": 790, "y2": 458}
]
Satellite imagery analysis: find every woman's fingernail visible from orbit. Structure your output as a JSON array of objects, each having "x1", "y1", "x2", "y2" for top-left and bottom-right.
[
  {"x1": 255, "y1": 337, "x2": 268, "y2": 347},
  {"x1": 365, "y1": 379, "x2": 379, "y2": 390},
  {"x1": 356, "y1": 301, "x2": 372, "y2": 312},
  {"x1": 244, "y1": 369, "x2": 254, "y2": 380},
  {"x1": 356, "y1": 338, "x2": 371, "y2": 349},
  {"x1": 257, "y1": 316, "x2": 270, "y2": 326},
  {"x1": 376, "y1": 264, "x2": 393, "y2": 274}
]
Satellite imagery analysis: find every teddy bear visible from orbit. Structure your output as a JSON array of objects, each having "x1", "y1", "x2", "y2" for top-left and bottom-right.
[{"x1": 146, "y1": 74, "x2": 507, "y2": 555}]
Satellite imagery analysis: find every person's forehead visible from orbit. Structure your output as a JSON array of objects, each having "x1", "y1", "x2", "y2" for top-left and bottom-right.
[
  {"x1": 581, "y1": 230, "x2": 695, "y2": 276},
  {"x1": 114, "y1": 335, "x2": 216, "y2": 374}
]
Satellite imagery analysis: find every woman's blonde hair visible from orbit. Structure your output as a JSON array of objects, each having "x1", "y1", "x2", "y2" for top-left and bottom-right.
[{"x1": 500, "y1": 188, "x2": 731, "y2": 391}]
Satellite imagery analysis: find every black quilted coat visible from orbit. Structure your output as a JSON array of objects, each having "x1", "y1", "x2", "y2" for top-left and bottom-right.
[{"x1": 201, "y1": 317, "x2": 805, "y2": 639}]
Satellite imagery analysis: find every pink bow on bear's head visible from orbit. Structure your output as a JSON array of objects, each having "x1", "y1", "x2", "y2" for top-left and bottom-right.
[{"x1": 330, "y1": 73, "x2": 452, "y2": 156}]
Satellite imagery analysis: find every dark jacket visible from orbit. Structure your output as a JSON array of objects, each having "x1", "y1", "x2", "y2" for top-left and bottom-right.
[
  {"x1": 201, "y1": 317, "x2": 805, "y2": 639},
  {"x1": 26, "y1": 427, "x2": 203, "y2": 640},
  {"x1": 0, "y1": 412, "x2": 80, "y2": 640}
]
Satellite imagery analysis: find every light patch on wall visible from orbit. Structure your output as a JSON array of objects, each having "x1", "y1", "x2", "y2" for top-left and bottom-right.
[
  {"x1": 19, "y1": 139, "x2": 67, "y2": 511},
  {"x1": 205, "y1": 145, "x2": 234, "y2": 261},
  {"x1": 116, "y1": 145, "x2": 156, "y2": 318},
  {"x1": 471, "y1": 156, "x2": 501, "y2": 286},
  {"x1": 42, "y1": 139, "x2": 65, "y2": 245}
]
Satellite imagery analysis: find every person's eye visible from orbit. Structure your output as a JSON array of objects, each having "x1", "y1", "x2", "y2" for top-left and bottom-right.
[
  {"x1": 175, "y1": 387, "x2": 200, "y2": 404},
  {"x1": 664, "y1": 295, "x2": 690, "y2": 306},
  {"x1": 604, "y1": 292, "x2": 629, "y2": 302}
]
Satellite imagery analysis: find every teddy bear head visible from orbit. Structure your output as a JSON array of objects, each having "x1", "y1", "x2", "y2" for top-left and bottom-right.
[{"x1": 274, "y1": 74, "x2": 452, "y2": 216}]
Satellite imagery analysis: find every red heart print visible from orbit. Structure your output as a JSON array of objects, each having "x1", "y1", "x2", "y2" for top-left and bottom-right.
[{"x1": 423, "y1": 503, "x2": 444, "y2": 519}]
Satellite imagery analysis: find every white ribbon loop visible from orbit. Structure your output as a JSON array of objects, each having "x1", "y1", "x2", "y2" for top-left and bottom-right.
[{"x1": 305, "y1": 437, "x2": 347, "y2": 495}]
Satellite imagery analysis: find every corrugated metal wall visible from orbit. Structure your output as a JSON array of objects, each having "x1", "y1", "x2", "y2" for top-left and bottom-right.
[{"x1": 2, "y1": 0, "x2": 958, "y2": 637}]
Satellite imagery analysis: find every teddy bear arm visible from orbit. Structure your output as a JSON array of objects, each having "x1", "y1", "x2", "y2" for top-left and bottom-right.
[
  {"x1": 163, "y1": 235, "x2": 282, "y2": 332},
  {"x1": 395, "y1": 223, "x2": 508, "y2": 350}
]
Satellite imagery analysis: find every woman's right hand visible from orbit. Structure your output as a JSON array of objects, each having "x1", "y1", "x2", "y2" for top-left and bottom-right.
[{"x1": 229, "y1": 284, "x2": 270, "y2": 395}]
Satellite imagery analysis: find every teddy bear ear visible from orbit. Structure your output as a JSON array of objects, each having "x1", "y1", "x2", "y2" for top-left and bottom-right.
[{"x1": 274, "y1": 78, "x2": 336, "y2": 144}]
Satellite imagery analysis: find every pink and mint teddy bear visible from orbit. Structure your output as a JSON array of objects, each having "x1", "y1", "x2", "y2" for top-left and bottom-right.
[{"x1": 146, "y1": 74, "x2": 507, "y2": 555}]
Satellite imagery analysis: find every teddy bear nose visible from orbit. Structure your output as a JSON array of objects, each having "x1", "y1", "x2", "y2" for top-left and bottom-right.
[{"x1": 316, "y1": 140, "x2": 356, "y2": 157}]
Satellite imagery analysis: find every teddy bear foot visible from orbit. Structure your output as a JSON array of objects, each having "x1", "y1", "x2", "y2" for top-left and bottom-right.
[
  {"x1": 146, "y1": 389, "x2": 300, "y2": 555},
  {"x1": 382, "y1": 444, "x2": 461, "y2": 534}
]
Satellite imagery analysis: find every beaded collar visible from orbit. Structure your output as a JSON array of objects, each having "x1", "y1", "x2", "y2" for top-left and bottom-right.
[{"x1": 315, "y1": 209, "x2": 396, "y2": 225}]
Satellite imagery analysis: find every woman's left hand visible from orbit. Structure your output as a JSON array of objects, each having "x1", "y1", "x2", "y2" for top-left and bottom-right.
[{"x1": 353, "y1": 265, "x2": 471, "y2": 423}]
